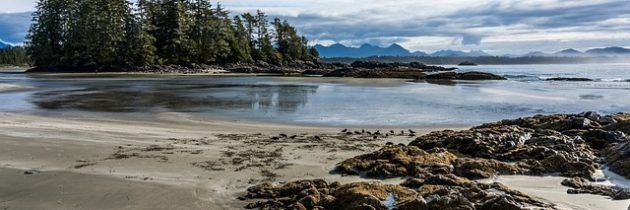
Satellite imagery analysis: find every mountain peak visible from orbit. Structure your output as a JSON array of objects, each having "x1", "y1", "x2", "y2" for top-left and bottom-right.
[{"x1": 315, "y1": 43, "x2": 413, "y2": 58}]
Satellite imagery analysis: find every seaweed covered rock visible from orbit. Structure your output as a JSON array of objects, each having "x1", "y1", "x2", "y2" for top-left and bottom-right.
[
  {"x1": 408, "y1": 126, "x2": 598, "y2": 178},
  {"x1": 242, "y1": 179, "x2": 556, "y2": 210},
  {"x1": 242, "y1": 180, "x2": 416, "y2": 210},
  {"x1": 334, "y1": 146, "x2": 457, "y2": 178},
  {"x1": 603, "y1": 139, "x2": 630, "y2": 179},
  {"x1": 322, "y1": 68, "x2": 427, "y2": 79},
  {"x1": 473, "y1": 112, "x2": 630, "y2": 179},
  {"x1": 561, "y1": 177, "x2": 630, "y2": 200}
]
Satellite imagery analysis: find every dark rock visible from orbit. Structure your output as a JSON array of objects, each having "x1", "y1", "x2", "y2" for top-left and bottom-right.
[
  {"x1": 334, "y1": 146, "x2": 457, "y2": 178},
  {"x1": 561, "y1": 177, "x2": 630, "y2": 200},
  {"x1": 603, "y1": 139, "x2": 630, "y2": 179},
  {"x1": 409, "y1": 125, "x2": 598, "y2": 178},
  {"x1": 242, "y1": 179, "x2": 555, "y2": 210},
  {"x1": 321, "y1": 67, "x2": 427, "y2": 79},
  {"x1": 457, "y1": 71, "x2": 507, "y2": 80},
  {"x1": 421, "y1": 71, "x2": 506, "y2": 80},
  {"x1": 423, "y1": 72, "x2": 458, "y2": 80},
  {"x1": 458, "y1": 61, "x2": 478, "y2": 66},
  {"x1": 24, "y1": 170, "x2": 41, "y2": 175},
  {"x1": 546, "y1": 77, "x2": 594, "y2": 81}
]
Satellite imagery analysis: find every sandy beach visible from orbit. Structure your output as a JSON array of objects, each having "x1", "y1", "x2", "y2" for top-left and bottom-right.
[
  {"x1": 0, "y1": 112, "x2": 436, "y2": 210},
  {"x1": 0, "y1": 111, "x2": 626, "y2": 210}
]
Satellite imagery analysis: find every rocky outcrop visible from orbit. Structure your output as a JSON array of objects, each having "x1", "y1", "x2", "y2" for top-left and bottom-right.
[
  {"x1": 242, "y1": 179, "x2": 555, "y2": 210},
  {"x1": 603, "y1": 139, "x2": 630, "y2": 178},
  {"x1": 349, "y1": 61, "x2": 457, "y2": 72},
  {"x1": 335, "y1": 146, "x2": 457, "y2": 178},
  {"x1": 322, "y1": 68, "x2": 427, "y2": 79},
  {"x1": 408, "y1": 125, "x2": 598, "y2": 178},
  {"x1": 474, "y1": 112, "x2": 630, "y2": 179},
  {"x1": 241, "y1": 112, "x2": 630, "y2": 210},
  {"x1": 561, "y1": 177, "x2": 630, "y2": 200},
  {"x1": 319, "y1": 61, "x2": 462, "y2": 79},
  {"x1": 422, "y1": 71, "x2": 506, "y2": 80}
]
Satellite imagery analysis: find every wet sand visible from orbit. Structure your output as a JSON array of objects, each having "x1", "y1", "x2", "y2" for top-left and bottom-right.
[
  {"x1": 0, "y1": 111, "x2": 626, "y2": 210},
  {"x1": 0, "y1": 112, "x2": 436, "y2": 209}
]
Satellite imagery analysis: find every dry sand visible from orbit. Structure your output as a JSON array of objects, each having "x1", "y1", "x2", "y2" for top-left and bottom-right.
[{"x1": 0, "y1": 111, "x2": 626, "y2": 210}]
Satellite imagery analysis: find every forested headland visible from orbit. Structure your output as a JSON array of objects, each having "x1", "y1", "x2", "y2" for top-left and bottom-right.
[
  {"x1": 0, "y1": 46, "x2": 29, "y2": 67},
  {"x1": 26, "y1": 0, "x2": 319, "y2": 72}
]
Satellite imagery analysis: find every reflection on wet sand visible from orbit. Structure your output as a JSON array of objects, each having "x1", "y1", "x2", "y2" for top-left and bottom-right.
[{"x1": 31, "y1": 83, "x2": 318, "y2": 114}]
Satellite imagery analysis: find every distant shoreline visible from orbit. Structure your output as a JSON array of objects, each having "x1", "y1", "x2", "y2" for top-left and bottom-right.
[{"x1": 323, "y1": 56, "x2": 630, "y2": 65}]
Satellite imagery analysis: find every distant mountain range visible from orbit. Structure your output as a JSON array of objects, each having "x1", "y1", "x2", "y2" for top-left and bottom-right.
[
  {"x1": 315, "y1": 43, "x2": 630, "y2": 58},
  {"x1": 315, "y1": 43, "x2": 491, "y2": 58}
]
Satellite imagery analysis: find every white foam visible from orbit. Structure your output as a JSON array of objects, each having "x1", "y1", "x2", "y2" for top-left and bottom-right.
[
  {"x1": 599, "y1": 168, "x2": 630, "y2": 189},
  {"x1": 384, "y1": 193, "x2": 396, "y2": 210}
]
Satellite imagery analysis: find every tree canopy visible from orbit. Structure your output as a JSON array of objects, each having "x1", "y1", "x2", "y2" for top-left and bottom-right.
[
  {"x1": 26, "y1": 0, "x2": 319, "y2": 69},
  {"x1": 0, "y1": 46, "x2": 29, "y2": 66}
]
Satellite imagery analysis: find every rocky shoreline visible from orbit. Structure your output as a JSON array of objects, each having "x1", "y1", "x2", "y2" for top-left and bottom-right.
[
  {"x1": 25, "y1": 60, "x2": 509, "y2": 81},
  {"x1": 241, "y1": 112, "x2": 630, "y2": 210}
]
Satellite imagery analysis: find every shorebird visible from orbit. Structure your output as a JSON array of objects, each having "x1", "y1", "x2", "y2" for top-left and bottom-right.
[
  {"x1": 289, "y1": 135, "x2": 297, "y2": 139},
  {"x1": 409, "y1": 129, "x2": 417, "y2": 134},
  {"x1": 354, "y1": 131, "x2": 361, "y2": 135},
  {"x1": 314, "y1": 136, "x2": 322, "y2": 141},
  {"x1": 341, "y1": 129, "x2": 348, "y2": 133},
  {"x1": 367, "y1": 131, "x2": 372, "y2": 135},
  {"x1": 270, "y1": 137, "x2": 280, "y2": 140},
  {"x1": 279, "y1": 134, "x2": 287, "y2": 138},
  {"x1": 346, "y1": 132, "x2": 353, "y2": 135},
  {"x1": 390, "y1": 130, "x2": 395, "y2": 134},
  {"x1": 362, "y1": 129, "x2": 365, "y2": 134},
  {"x1": 375, "y1": 130, "x2": 381, "y2": 135},
  {"x1": 373, "y1": 136, "x2": 378, "y2": 140},
  {"x1": 385, "y1": 142, "x2": 394, "y2": 147}
]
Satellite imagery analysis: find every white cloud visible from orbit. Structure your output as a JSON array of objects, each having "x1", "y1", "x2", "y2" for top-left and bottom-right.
[{"x1": 2, "y1": 0, "x2": 630, "y2": 54}]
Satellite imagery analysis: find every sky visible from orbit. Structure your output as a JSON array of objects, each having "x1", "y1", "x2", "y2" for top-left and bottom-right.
[{"x1": 1, "y1": 0, "x2": 630, "y2": 54}]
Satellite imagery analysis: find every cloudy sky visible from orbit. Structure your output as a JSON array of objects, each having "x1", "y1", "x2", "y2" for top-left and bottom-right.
[{"x1": 2, "y1": 0, "x2": 630, "y2": 54}]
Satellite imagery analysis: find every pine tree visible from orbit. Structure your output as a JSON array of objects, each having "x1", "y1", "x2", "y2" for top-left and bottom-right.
[
  {"x1": 207, "y1": 4, "x2": 234, "y2": 64},
  {"x1": 230, "y1": 16, "x2": 253, "y2": 63},
  {"x1": 255, "y1": 10, "x2": 279, "y2": 64},
  {"x1": 154, "y1": 0, "x2": 193, "y2": 65},
  {"x1": 121, "y1": 0, "x2": 158, "y2": 66},
  {"x1": 27, "y1": 0, "x2": 69, "y2": 67},
  {"x1": 26, "y1": 0, "x2": 318, "y2": 69}
]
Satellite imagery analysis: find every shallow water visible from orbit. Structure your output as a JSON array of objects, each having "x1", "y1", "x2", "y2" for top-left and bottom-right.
[{"x1": 1, "y1": 63, "x2": 630, "y2": 127}]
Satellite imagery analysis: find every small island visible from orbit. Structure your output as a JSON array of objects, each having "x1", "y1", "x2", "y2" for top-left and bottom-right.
[{"x1": 458, "y1": 61, "x2": 478, "y2": 66}]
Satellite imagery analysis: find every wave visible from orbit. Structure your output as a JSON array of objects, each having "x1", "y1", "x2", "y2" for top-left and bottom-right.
[
  {"x1": 503, "y1": 74, "x2": 630, "y2": 82},
  {"x1": 598, "y1": 78, "x2": 630, "y2": 82}
]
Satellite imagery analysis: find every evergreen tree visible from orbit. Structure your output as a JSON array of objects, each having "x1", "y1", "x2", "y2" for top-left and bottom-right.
[
  {"x1": 26, "y1": 0, "x2": 319, "y2": 69},
  {"x1": 121, "y1": 0, "x2": 158, "y2": 66},
  {"x1": 207, "y1": 4, "x2": 234, "y2": 64},
  {"x1": 0, "y1": 46, "x2": 29, "y2": 66},
  {"x1": 230, "y1": 16, "x2": 253, "y2": 63},
  {"x1": 27, "y1": 0, "x2": 69, "y2": 67},
  {"x1": 255, "y1": 10, "x2": 279, "y2": 64},
  {"x1": 153, "y1": 0, "x2": 193, "y2": 65}
]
